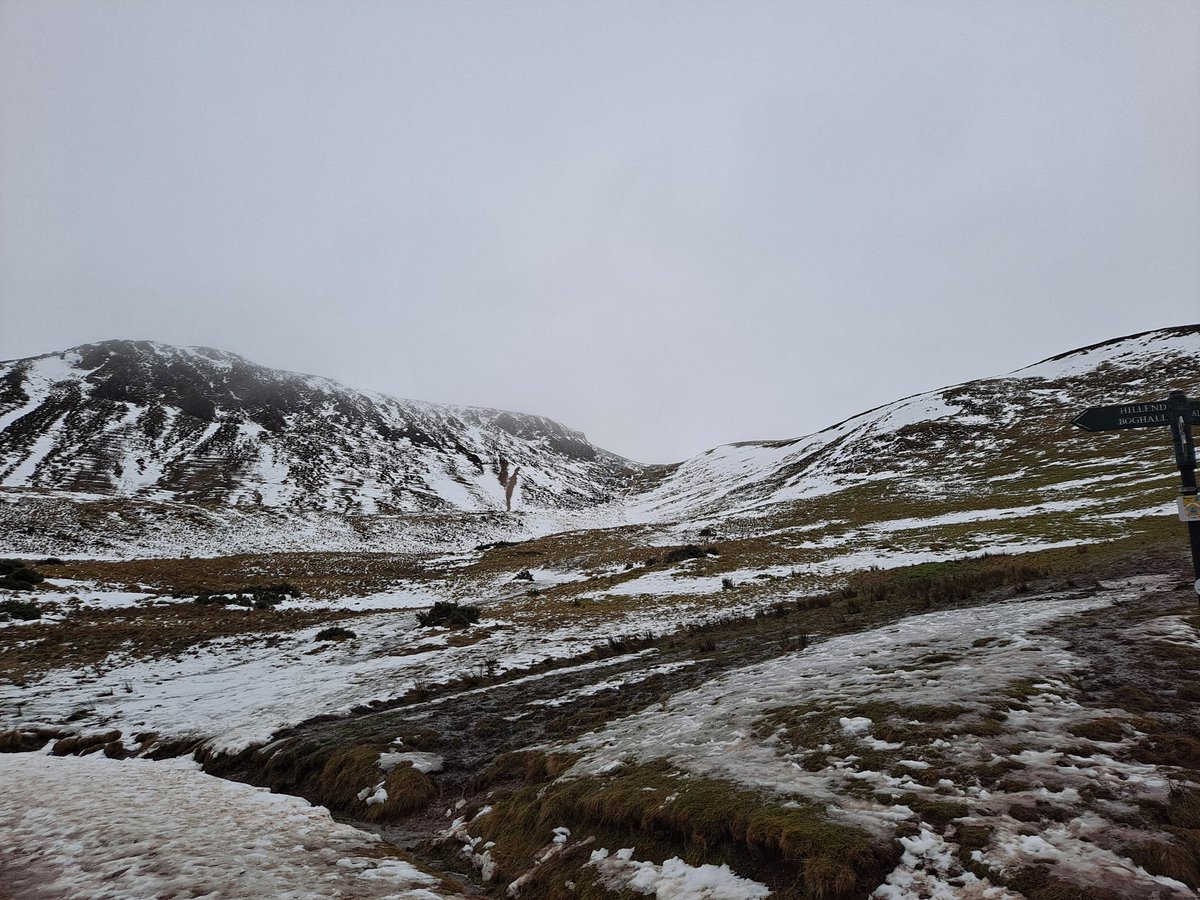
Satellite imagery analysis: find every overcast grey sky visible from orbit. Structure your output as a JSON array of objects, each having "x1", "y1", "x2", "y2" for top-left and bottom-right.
[{"x1": 1, "y1": 1, "x2": 1197, "y2": 462}]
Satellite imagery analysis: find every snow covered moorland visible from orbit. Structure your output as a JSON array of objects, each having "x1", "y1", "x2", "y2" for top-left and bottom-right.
[{"x1": 2, "y1": 326, "x2": 1200, "y2": 898}]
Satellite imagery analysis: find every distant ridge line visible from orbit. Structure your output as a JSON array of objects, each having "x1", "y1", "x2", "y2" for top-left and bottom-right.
[{"x1": 1018, "y1": 323, "x2": 1200, "y2": 371}]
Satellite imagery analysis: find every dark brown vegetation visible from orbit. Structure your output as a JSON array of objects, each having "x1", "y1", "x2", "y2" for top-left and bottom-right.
[
  {"x1": 0, "y1": 603, "x2": 370, "y2": 681},
  {"x1": 0, "y1": 558, "x2": 44, "y2": 591},
  {"x1": 38, "y1": 551, "x2": 429, "y2": 599}
]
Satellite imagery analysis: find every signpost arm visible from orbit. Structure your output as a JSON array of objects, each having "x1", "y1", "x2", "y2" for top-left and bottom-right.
[{"x1": 1168, "y1": 391, "x2": 1200, "y2": 600}]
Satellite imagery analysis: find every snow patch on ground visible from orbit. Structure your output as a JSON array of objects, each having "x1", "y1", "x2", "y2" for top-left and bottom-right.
[
  {"x1": 381, "y1": 750, "x2": 445, "y2": 774},
  {"x1": 588, "y1": 848, "x2": 771, "y2": 899},
  {"x1": 0, "y1": 753, "x2": 455, "y2": 899}
]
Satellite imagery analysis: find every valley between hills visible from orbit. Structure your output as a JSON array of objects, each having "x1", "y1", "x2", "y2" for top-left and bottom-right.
[{"x1": 2, "y1": 325, "x2": 1200, "y2": 899}]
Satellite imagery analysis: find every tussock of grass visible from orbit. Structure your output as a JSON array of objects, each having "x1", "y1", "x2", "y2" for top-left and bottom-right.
[
  {"x1": 1166, "y1": 784, "x2": 1200, "y2": 829},
  {"x1": 0, "y1": 728, "x2": 55, "y2": 753},
  {"x1": 904, "y1": 798, "x2": 968, "y2": 829},
  {"x1": 0, "y1": 559, "x2": 44, "y2": 591},
  {"x1": 1068, "y1": 718, "x2": 1126, "y2": 743},
  {"x1": 1122, "y1": 839, "x2": 1199, "y2": 888},
  {"x1": 51, "y1": 730, "x2": 122, "y2": 757},
  {"x1": 468, "y1": 757, "x2": 894, "y2": 899},
  {"x1": 315, "y1": 745, "x2": 436, "y2": 820},
  {"x1": 417, "y1": 600, "x2": 481, "y2": 628},
  {"x1": 473, "y1": 749, "x2": 580, "y2": 791},
  {"x1": 314, "y1": 625, "x2": 355, "y2": 642}
]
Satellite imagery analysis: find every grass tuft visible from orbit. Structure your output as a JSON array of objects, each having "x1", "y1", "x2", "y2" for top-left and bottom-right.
[
  {"x1": 468, "y1": 757, "x2": 894, "y2": 899},
  {"x1": 315, "y1": 745, "x2": 436, "y2": 821}
]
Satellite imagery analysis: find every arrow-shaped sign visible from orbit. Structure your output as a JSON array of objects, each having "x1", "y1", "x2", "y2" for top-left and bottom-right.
[
  {"x1": 1073, "y1": 390, "x2": 1200, "y2": 600},
  {"x1": 1072, "y1": 400, "x2": 1200, "y2": 432}
]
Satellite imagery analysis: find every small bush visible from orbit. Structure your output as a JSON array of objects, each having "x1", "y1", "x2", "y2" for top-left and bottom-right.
[
  {"x1": 417, "y1": 601, "x2": 481, "y2": 629},
  {"x1": 661, "y1": 544, "x2": 719, "y2": 565},
  {"x1": 0, "y1": 560, "x2": 44, "y2": 591},
  {"x1": 190, "y1": 582, "x2": 301, "y2": 609},
  {"x1": 513, "y1": 569, "x2": 534, "y2": 581},
  {"x1": 315, "y1": 626, "x2": 356, "y2": 642},
  {"x1": 40, "y1": 557, "x2": 64, "y2": 566},
  {"x1": 721, "y1": 577, "x2": 735, "y2": 590},
  {"x1": 0, "y1": 598, "x2": 41, "y2": 620}
]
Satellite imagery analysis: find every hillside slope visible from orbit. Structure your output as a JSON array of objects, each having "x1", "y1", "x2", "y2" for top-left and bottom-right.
[
  {"x1": 0, "y1": 326, "x2": 1195, "y2": 560},
  {"x1": 628, "y1": 325, "x2": 1200, "y2": 535},
  {"x1": 0, "y1": 340, "x2": 634, "y2": 513}
]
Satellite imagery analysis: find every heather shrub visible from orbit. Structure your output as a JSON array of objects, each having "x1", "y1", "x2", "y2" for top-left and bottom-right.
[
  {"x1": 0, "y1": 598, "x2": 41, "y2": 620},
  {"x1": 315, "y1": 626, "x2": 356, "y2": 642},
  {"x1": 0, "y1": 560, "x2": 43, "y2": 591},
  {"x1": 417, "y1": 601, "x2": 481, "y2": 628}
]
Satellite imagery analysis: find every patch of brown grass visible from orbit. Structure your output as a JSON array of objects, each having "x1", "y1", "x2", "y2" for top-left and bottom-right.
[
  {"x1": 51, "y1": 729, "x2": 122, "y2": 757},
  {"x1": 1123, "y1": 839, "x2": 1200, "y2": 889},
  {"x1": 44, "y1": 551, "x2": 429, "y2": 599},
  {"x1": 0, "y1": 728, "x2": 56, "y2": 753},
  {"x1": 469, "y1": 757, "x2": 895, "y2": 899},
  {"x1": 0, "y1": 603, "x2": 369, "y2": 679},
  {"x1": 315, "y1": 744, "x2": 436, "y2": 821}
]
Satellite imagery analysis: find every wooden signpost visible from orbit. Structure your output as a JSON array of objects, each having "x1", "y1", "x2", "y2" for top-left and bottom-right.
[{"x1": 1073, "y1": 391, "x2": 1200, "y2": 597}]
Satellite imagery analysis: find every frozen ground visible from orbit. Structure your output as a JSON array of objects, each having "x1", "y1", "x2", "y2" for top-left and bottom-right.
[
  {"x1": 0, "y1": 752, "x2": 457, "y2": 899},
  {"x1": 4, "y1": 559, "x2": 1198, "y2": 897},
  {"x1": 536, "y1": 575, "x2": 1194, "y2": 899},
  {"x1": 1, "y1": 328, "x2": 1196, "y2": 897},
  {"x1": 1, "y1": 588, "x2": 739, "y2": 754}
]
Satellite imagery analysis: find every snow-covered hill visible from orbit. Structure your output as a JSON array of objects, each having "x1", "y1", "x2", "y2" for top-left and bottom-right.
[
  {"x1": 0, "y1": 340, "x2": 634, "y2": 513},
  {"x1": 627, "y1": 325, "x2": 1200, "y2": 527},
  {"x1": 0, "y1": 326, "x2": 1195, "y2": 559}
]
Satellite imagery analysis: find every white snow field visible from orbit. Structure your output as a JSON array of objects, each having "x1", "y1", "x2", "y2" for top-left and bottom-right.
[{"x1": 0, "y1": 753, "x2": 458, "y2": 899}]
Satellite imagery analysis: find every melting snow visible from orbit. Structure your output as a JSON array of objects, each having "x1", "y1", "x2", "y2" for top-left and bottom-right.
[
  {"x1": 0, "y1": 753, "x2": 455, "y2": 899},
  {"x1": 588, "y1": 848, "x2": 771, "y2": 899}
]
